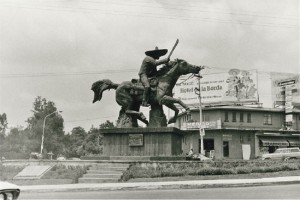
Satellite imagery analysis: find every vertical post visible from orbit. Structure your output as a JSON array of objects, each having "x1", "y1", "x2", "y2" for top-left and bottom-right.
[
  {"x1": 40, "y1": 110, "x2": 62, "y2": 155},
  {"x1": 197, "y1": 72, "x2": 205, "y2": 155},
  {"x1": 40, "y1": 116, "x2": 47, "y2": 155},
  {"x1": 0, "y1": 156, "x2": 3, "y2": 180}
]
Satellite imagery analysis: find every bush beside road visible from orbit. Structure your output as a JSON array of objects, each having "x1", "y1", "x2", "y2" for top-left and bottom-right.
[
  {"x1": 41, "y1": 165, "x2": 90, "y2": 183},
  {"x1": 121, "y1": 160, "x2": 300, "y2": 181}
]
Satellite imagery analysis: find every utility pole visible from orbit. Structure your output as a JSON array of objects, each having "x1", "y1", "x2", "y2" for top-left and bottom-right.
[
  {"x1": 0, "y1": 156, "x2": 3, "y2": 180},
  {"x1": 195, "y1": 68, "x2": 205, "y2": 155}
]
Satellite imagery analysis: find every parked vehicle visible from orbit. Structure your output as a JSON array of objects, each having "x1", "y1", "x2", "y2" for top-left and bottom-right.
[
  {"x1": 0, "y1": 181, "x2": 20, "y2": 200},
  {"x1": 261, "y1": 147, "x2": 300, "y2": 160},
  {"x1": 56, "y1": 156, "x2": 66, "y2": 161},
  {"x1": 69, "y1": 157, "x2": 81, "y2": 161},
  {"x1": 29, "y1": 152, "x2": 42, "y2": 160}
]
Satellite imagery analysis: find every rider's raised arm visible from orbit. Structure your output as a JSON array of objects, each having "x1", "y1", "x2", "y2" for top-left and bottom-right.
[{"x1": 155, "y1": 57, "x2": 169, "y2": 66}]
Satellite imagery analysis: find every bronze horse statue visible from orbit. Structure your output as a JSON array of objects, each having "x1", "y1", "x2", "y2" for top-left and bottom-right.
[{"x1": 92, "y1": 59, "x2": 203, "y2": 127}]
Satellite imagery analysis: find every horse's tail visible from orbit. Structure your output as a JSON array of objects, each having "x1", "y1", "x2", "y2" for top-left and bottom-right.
[{"x1": 91, "y1": 79, "x2": 119, "y2": 103}]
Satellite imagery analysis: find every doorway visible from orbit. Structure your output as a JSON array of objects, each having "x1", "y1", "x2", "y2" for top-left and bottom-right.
[
  {"x1": 223, "y1": 141, "x2": 229, "y2": 157},
  {"x1": 199, "y1": 139, "x2": 215, "y2": 155}
]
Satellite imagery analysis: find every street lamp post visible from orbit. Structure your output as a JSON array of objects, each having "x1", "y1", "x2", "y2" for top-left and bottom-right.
[
  {"x1": 197, "y1": 73, "x2": 205, "y2": 155},
  {"x1": 194, "y1": 69, "x2": 205, "y2": 155},
  {"x1": 40, "y1": 110, "x2": 62, "y2": 155}
]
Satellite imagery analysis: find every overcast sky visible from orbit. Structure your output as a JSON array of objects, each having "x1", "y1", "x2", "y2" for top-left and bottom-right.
[{"x1": 0, "y1": 0, "x2": 299, "y2": 133}]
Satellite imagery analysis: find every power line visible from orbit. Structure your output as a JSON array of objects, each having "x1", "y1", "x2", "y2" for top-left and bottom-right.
[
  {"x1": 1, "y1": 66, "x2": 297, "y2": 79},
  {"x1": 2, "y1": 0, "x2": 298, "y2": 20},
  {"x1": 82, "y1": 0, "x2": 299, "y2": 21},
  {"x1": 0, "y1": 69, "x2": 137, "y2": 78},
  {"x1": 0, "y1": 3, "x2": 297, "y2": 29},
  {"x1": 64, "y1": 115, "x2": 116, "y2": 122}
]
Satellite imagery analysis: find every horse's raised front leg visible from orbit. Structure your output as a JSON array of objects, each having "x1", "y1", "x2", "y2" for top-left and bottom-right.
[
  {"x1": 160, "y1": 95, "x2": 190, "y2": 124},
  {"x1": 164, "y1": 103, "x2": 179, "y2": 124}
]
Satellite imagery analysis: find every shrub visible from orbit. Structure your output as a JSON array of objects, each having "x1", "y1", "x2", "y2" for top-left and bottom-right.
[
  {"x1": 196, "y1": 168, "x2": 236, "y2": 176},
  {"x1": 42, "y1": 165, "x2": 89, "y2": 183},
  {"x1": 121, "y1": 160, "x2": 300, "y2": 181},
  {"x1": 236, "y1": 167, "x2": 252, "y2": 174}
]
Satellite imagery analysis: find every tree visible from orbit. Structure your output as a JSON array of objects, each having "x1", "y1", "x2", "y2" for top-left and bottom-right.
[
  {"x1": 79, "y1": 126, "x2": 102, "y2": 156},
  {"x1": 81, "y1": 121, "x2": 114, "y2": 156},
  {"x1": 0, "y1": 126, "x2": 36, "y2": 159},
  {"x1": 26, "y1": 96, "x2": 64, "y2": 155},
  {"x1": 0, "y1": 113, "x2": 7, "y2": 143},
  {"x1": 99, "y1": 120, "x2": 115, "y2": 129},
  {"x1": 64, "y1": 126, "x2": 87, "y2": 158}
]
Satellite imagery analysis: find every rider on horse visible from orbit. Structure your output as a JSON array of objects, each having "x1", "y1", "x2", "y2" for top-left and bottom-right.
[{"x1": 139, "y1": 46, "x2": 169, "y2": 107}]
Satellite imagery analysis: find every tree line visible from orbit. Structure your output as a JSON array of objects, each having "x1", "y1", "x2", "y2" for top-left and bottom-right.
[{"x1": 0, "y1": 96, "x2": 114, "y2": 159}]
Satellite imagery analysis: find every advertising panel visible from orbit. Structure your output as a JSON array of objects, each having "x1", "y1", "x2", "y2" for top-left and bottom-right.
[
  {"x1": 271, "y1": 74, "x2": 300, "y2": 107},
  {"x1": 174, "y1": 69, "x2": 258, "y2": 105}
]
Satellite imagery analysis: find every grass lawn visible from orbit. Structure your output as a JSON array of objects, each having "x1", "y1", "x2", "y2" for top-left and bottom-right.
[
  {"x1": 42, "y1": 165, "x2": 90, "y2": 183},
  {"x1": 127, "y1": 170, "x2": 300, "y2": 182}
]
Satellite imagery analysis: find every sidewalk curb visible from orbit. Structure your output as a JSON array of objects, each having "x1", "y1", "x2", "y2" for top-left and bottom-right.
[{"x1": 20, "y1": 176, "x2": 300, "y2": 193}]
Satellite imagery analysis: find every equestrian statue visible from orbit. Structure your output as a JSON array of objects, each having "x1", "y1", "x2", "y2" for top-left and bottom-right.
[{"x1": 91, "y1": 40, "x2": 204, "y2": 128}]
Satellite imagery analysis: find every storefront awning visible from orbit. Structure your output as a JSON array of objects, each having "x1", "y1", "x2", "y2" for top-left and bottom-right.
[
  {"x1": 287, "y1": 138, "x2": 300, "y2": 147},
  {"x1": 259, "y1": 137, "x2": 289, "y2": 147}
]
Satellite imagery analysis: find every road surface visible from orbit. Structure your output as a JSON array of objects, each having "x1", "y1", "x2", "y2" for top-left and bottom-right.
[{"x1": 19, "y1": 184, "x2": 300, "y2": 199}]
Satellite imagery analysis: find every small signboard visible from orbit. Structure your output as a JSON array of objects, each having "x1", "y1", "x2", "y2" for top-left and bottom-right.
[
  {"x1": 223, "y1": 134, "x2": 232, "y2": 141},
  {"x1": 182, "y1": 119, "x2": 222, "y2": 130},
  {"x1": 128, "y1": 134, "x2": 143, "y2": 146},
  {"x1": 277, "y1": 79, "x2": 296, "y2": 87},
  {"x1": 200, "y1": 128, "x2": 205, "y2": 136}
]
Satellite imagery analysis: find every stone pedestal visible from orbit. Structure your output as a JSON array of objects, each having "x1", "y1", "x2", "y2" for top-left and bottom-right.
[
  {"x1": 148, "y1": 104, "x2": 167, "y2": 127},
  {"x1": 100, "y1": 127, "x2": 184, "y2": 157}
]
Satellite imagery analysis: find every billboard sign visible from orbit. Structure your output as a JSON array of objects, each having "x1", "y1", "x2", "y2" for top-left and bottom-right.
[
  {"x1": 174, "y1": 69, "x2": 258, "y2": 105},
  {"x1": 182, "y1": 119, "x2": 222, "y2": 130},
  {"x1": 271, "y1": 74, "x2": 300, "y2": 107}
]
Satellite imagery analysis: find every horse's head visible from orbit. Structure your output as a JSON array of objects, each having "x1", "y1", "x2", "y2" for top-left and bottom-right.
[
  {"x1": 91, "y1": 79, "x2": 116, "y2": 103},
  {"x1": 170, "y1": 59, "x2": 203, "y2": 76}
]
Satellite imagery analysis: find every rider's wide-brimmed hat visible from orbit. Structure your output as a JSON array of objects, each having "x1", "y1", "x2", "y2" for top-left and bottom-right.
[
  {"x1": 228, "y1": 69, "x2": 240, "y2": 75},
  {"x1": 145, "y1": 46, "x2": 168, "y2": 58}
]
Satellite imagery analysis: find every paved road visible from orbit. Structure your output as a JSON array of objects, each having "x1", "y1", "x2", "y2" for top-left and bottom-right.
[{"x1": 19, "y1": 184, "x2": 300, "y2": 199}]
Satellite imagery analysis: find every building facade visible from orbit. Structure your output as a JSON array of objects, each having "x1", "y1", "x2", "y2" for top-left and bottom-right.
[{"x1": 174, "y1": 106, "x2": 300, "y2": 159}]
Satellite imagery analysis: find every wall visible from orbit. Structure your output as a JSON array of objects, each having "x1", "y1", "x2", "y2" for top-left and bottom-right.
[
  {"x1": 101, "y1": 128, "x2": 184, "y2": 156},
  {"x1": 222, "y1": 110, "x2": 283, "y2": 130},
  {"x1": 182, "y1": 129, "x2": 257, "y2": 159}
]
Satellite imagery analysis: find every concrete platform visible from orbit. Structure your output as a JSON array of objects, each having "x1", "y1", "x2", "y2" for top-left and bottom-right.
[{"x1": 13, "y1": 165, "x2": 53, "y2": 180}]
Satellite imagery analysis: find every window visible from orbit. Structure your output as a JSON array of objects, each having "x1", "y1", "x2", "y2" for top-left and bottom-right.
[
  {"x1": 240, "y1": 112, "x2": 244, "y2": 122},
  {"x1": 247, "y1": 113, "x2": 251, "y2": 123},
  {"x1": 240, "y1": 135, "x2": 244, "y2": 143},
  {"x1": 232, "y1": 112, "x2": 236, "y2": 122},
  {"x1": 203, "y1": 115, "x2": 210, "y2": 122},
  {"x1": 183, "y1": 115, "x2": 191, "y2": 122},
  {"x1": 247, "y1": 135, "x2": 251, "y2": 142},
  {"x1": 263, "y1": 114, "x2": 272, "y2": 125},
  {"x1": 224, "y1": 111, "x2": 229, "y2": 122}
]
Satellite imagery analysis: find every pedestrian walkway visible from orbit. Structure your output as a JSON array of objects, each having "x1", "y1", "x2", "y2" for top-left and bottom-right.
[{"x1": 19, "y1": 176, "x2": 300, "y2": 192}]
